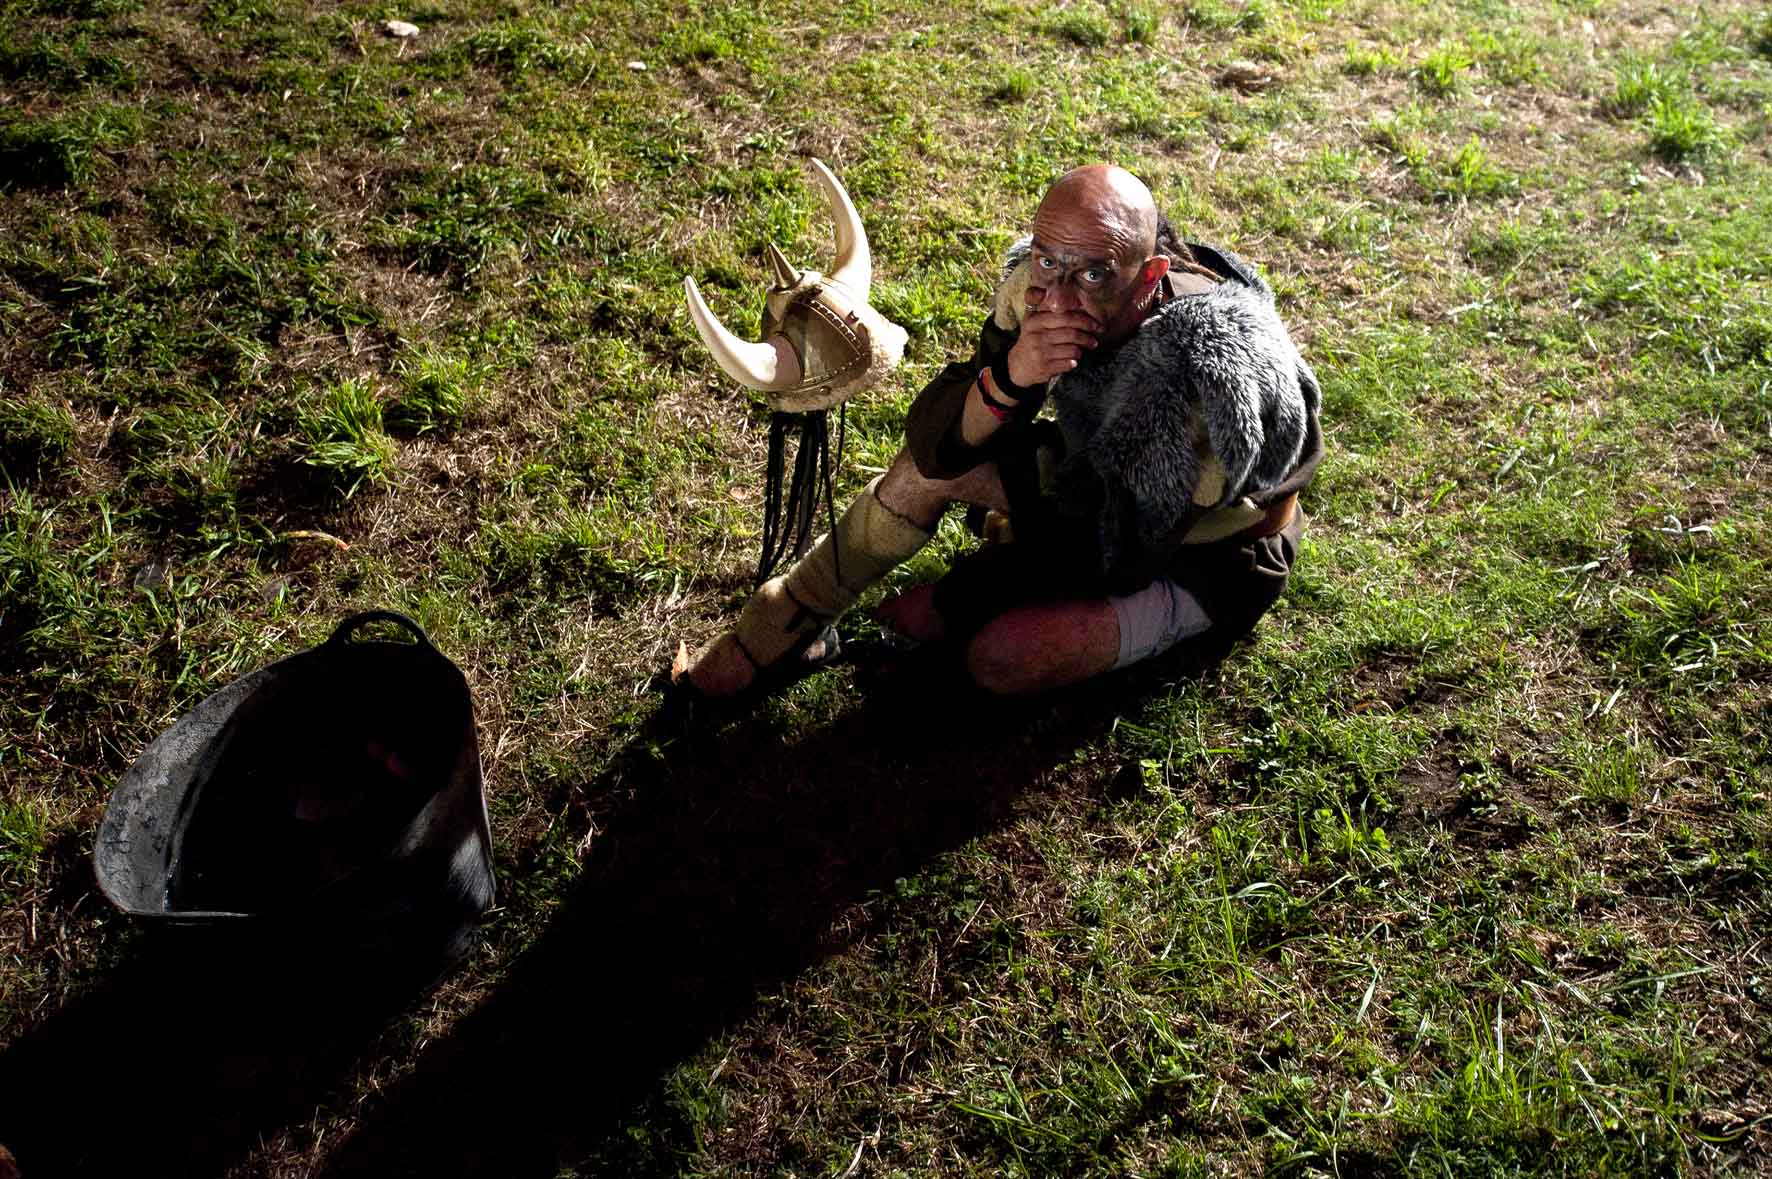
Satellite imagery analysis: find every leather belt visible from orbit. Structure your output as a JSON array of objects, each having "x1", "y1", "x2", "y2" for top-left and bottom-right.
[{"x1": 1233, "y1": 491, "x2": 1298, "y2": 543}]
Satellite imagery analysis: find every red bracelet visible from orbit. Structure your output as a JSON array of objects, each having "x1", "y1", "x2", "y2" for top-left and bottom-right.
[{"x1": 976, "y1": 370, "x2": 1022, "y2": 421}]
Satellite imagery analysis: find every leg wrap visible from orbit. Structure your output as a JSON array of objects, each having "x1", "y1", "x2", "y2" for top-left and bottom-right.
[{"x1": 734, "y1": 477, "x2": 932, "y2": 667}]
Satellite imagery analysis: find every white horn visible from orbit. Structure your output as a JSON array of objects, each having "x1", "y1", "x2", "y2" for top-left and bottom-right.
[
  {"x1": 683, "y1": 276, "x2": 788, "y2": 391},
  {"x1": 809, "y1": 158, "x2": 871, "y2": 298}
]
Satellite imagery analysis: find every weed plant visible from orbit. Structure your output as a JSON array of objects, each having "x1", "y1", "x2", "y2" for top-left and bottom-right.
[
  {"x1": 1417, "y1": 42, "x2": 1474, "y2": 96},
  {"x1": 298, "y1": 378, "x2": 396, "y2": 495},
  {"x1": 1648, "y1": 92, "x2": 1729, "y2": 162}
]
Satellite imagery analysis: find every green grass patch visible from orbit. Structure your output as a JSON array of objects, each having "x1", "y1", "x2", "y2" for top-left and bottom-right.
[
  {"x1": 2, "y1": 0, "x2": 1770, "y2": 1173},
  {"x1": 394, "y1": 164, "x2": 556, "y2": 278},
  {"x1": 1182, "y1": 0, "x2": 1267, "y2": 33},
  {"x1": 1343, "y1": 42, "x2": 1401, "y2": 76},
  {"x1": 0, "y1": 102, "x2": 139, "y2": 189},
  {"x1": 1608, "y1": 54, "x2": 1676, "y2": 118},
  {"x1": 1435, "y1": 136, "x2": 1518, "y2": 198},
  {"x1": 1606, "y1": 555, "x2": 1769, "y2": 686},
  {"x1": 1417, "y1": 43, "x2": 1475, "y2": 97},
  {"x1": 987, "y1": 65, "x2": 1036, "y2": 105},
  {"x1": 0, "y1": 794, "x2": 49, "y2": 882},
  {"x1": 1646, "y1": 91, "x2": 1729, "y2": 163},
  {"x1": 1045, "y1": 4, "x2": 1113, "y2": 47},
  {"x1": 0, "y1": 396, "x2": 77, "y2": 479},
  {"x1": 0, "y1": 28, "x2": 140, "y2": 90},
  {"x1": 1115, "y1": 0, "x2": 1160, "y2": 43},
  {"x1": 0, "y1": 491, "x2": 125, "y2": 669},
  {"x1": 298, "y1": 378, "x2": 396, "y2": 496},
  {"x1": 388, "y1": 348, "x2": 476, "y2": 434},
  {"x1": 1469, "y1": 28, "x2": 1547, "y2": 87}
]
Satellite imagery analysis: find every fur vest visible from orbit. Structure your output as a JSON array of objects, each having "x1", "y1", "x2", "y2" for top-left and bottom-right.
[{"x1": 991, "y1": 238, "x2": 1321, "y2": 579}]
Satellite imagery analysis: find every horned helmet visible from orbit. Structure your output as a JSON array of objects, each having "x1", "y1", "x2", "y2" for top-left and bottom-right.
[{"x1": 682, "y1": 159, "x2": 908, "y2": 414}]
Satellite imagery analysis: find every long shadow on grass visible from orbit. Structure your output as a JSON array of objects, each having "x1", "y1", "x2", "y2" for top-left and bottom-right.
[
  {"x1": 0, "y1": 924, "x2": 438, "y2": 1179},
  {"x1": 317, "y1": 651, "x2": 1207, "y2": 1177}
]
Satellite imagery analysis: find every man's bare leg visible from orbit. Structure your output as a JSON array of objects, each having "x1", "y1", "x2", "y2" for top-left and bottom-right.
[
  {"x1": 866, "y1": 448, "x2": 1013, "y2": 644},
  {"x1": 871, "y1": 446, "x2": 1010, "y2": 529},
  {"x1": 873, "y1": 456, "x2": 1124, "y2": 694},
  {"x1": 690, "y1": 441, "x2": 1121, "y2": 696},
  {"x1": 878, "y1": 587, "x2": 1122, "y2": 692},
  {"x1": 873, "y1": 582, "x2": 946, "y2": 643},
  {"x1": 963, "y1": 598, "x2": 1121, "y2": 694}
]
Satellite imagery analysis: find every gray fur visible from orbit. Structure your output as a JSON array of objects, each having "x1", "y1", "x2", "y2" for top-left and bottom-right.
[{"x1": 999, "y1": 243, "x2": 1319, "y2": 575}]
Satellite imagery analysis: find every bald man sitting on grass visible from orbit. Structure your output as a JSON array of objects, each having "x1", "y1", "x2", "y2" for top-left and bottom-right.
[{"x1": 686, "y1": 164, "x2": 1324, "y2": 699}]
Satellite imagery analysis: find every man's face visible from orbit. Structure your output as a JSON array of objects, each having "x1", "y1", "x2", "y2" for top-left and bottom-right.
[{"x1": 1024, "y1": 195, "x2": 1153, "y2": 343}]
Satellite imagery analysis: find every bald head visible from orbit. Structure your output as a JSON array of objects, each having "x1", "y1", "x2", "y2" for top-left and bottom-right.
[
  {"x1": 1037, "y1": 165, "x2": 1161, "y2": 260},
  {"x1": 1025, "y1": 164, "x2": 1170, "y2": 341}
]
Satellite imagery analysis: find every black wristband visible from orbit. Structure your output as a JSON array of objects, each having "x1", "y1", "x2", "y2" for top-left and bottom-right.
[
  {"x1": 976, "y1": 371, "x2": 1023, "y2": 416},
  {"x1": 989, "y1": 356, "x2": 1041, "y2": 401}
]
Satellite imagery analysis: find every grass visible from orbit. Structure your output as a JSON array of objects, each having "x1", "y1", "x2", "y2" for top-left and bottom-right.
[
  {"x1": 0, "y1": 0, "x2": 1769, "y2": 1174},
  {"x1": 1417, "y1": 42, "x2": 1475, "y2": 97},
  {"x1": 388, "y1": 347, "x2": 476, "y2": 435},
  {"x1": 298, "y1": 377, "x2": 397, "y2": 496},
  {"x1": 1606, "y1": 55, "x2": 1736, "y2": 164},
  {"x1": 1610, "y1": 55, "x2": 1677, "y2": 118},
  {"x1": 0, "y1": 396, "x2": 76, "y2": 479},
  {"x1": 0, "y1": 794, "x2": 48, "y2": 882},
  {"x1": 1344, "y1": 43, "x2": 1402, "y2": 76},
  {"x1": 0, "y1": 103, "x2": 140, "y2": 190},
  {"x1": 1647, "y1": 92, "x2": 1730, "y2": 163}
]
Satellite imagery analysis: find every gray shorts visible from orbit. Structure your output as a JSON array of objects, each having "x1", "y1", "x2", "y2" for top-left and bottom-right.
[{"x1": 1109, "y1": 577, "x2": 1212, "y2": 670}]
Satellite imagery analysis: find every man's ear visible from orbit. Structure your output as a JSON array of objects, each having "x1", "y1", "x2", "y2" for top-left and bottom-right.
[{"x1": 1141, "y1": 255, "x2": 1172, "y2": 286}]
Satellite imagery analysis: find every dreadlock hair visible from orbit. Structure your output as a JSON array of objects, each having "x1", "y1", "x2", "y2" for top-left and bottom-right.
[{"x1": 1154, "y1": 213, "x2": 1222, "y2": 283}]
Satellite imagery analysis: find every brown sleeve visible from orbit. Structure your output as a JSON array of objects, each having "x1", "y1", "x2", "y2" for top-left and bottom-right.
[{"x1": 904, "y1": 316, "x2": 1040, "y2": 480}]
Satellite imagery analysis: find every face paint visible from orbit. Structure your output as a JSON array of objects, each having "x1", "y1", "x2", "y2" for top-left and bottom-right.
[
  {"x1": 1030, "y1": 241, "x2": 1119, "y2": 293},
  {"x1": 1026, "y1": 237, "x2": 1149, "y2": 333}
]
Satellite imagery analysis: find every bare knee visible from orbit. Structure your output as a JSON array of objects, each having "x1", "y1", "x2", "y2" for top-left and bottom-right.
[
  {"x1": 876, "y1": 448, "x2": 1009, "y2": 529},
  {"x1": 964, "y1": 627, "x2": 1031, "y2": 695},
  {"x1": 964, "y1": 602, "x2": 1121, "y2": 695},
  {"x1": 876, "y1": 449, "x2": 951, "y2": 529},
  {"x1": 964, "y1": 614, "x2": 1055, "y2": 695}
]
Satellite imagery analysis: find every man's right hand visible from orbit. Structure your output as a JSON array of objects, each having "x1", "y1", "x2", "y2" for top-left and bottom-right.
[{"x1": 1005, "y1": 307, "x2": 1101, "y2": 387}]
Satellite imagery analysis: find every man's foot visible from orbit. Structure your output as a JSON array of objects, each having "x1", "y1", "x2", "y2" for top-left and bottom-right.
[
  {"x1": 683, "y1": 626, "x2": 841, "y2": 698},
  {"x1": 873, "y1": 583, "x2": 947, "y2": 645},
  {"x1": 684, "y1": 633, "x2": 756, "y2": 696}
]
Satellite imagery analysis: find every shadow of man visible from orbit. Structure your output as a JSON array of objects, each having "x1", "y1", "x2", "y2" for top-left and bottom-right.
[
  {"x1": 317, "y1": 653, "x2": 1206, "y2": 1176},
  {"x1": 0, "y1": 919, "x2": 445, "y2": 1178}
]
